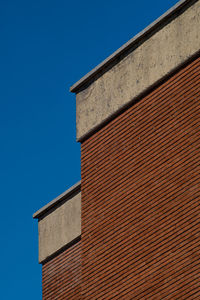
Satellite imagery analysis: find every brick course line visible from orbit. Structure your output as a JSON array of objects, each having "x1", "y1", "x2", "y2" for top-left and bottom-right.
[
  {"x1": 103, "y1": 262, "x2": 199, "y2": 300},
  {"x1": 42, "y1": 241, "x2": 81, "y2": 300},
  {"x1": 81, "y1": 110, "x2": 200, "y2": 198},
  {"x1": 82, "y1": 149, "x2": 199, "y2": 223},
  {"x1": 82, "y1": 223, "x2": 199, "y2": 295}
]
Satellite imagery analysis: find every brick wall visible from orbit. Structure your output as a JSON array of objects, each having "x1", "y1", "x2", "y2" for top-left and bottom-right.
[
  {"x1": 42, "y1": 240, "x2": 81, "y2": 300},
  {"x1": 81, "y1": 55, "x2": 200, "y2": 299}
]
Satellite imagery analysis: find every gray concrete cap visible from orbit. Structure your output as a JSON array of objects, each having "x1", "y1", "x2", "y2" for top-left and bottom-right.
[
  {"x1": 70, "y1": 0, "x2": 200, "y2": 141},
  {"x1": 70, "y1": 0, "x2": 196, "y2": 93},
  {"x1": 33, "y1": 181, "x2": 81, "y2": 264},
  {"x1": 33, "y1": 181, "x2": 81, "y2": 219}
]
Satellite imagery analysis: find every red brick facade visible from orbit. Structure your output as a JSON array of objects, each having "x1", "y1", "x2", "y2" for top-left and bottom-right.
[
  {"x1": 81, "y1": 55, "x2": 200, "y2": 299},
  {"x1": 42, "y1": 240, "x2": 81, "y2": 300}
]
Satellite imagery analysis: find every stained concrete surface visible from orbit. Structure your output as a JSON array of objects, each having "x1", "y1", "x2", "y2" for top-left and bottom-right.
[
  {"x1": 75, "y1": 0, "x2": 200, "y2": 141},
  {"x1": 38, "y1": 191, "x2": 81, "y2": 263}
]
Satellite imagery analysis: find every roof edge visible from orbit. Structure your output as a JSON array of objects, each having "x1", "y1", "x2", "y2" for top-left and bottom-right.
[
  {"x1": 70, "y1": 0, "x2": 196, "y2": 93},
  {"x1": 33, "y1": 181, "x2": 81, "y2": 219}
]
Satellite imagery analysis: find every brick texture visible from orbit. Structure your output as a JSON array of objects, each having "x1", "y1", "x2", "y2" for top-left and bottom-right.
[
  {"x1": 81, "y1": 55, "x2": 200, "y2": 299},
  {"x1": 42, "y1": 240, "x2": 81, "y2": 300}
]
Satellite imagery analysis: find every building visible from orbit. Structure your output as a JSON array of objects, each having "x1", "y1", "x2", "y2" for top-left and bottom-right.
[{"x1": 33, "y1": 0, "x2": 200, "y2": 298}]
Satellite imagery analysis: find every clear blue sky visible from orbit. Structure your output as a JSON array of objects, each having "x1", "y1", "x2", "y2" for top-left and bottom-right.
[{"x1": 0, "y1": 0, "x2": 179, "y2": 298}]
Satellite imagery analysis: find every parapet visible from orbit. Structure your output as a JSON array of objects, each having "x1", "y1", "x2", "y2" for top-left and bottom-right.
[
  {"x1": 71, "y1": 0, "x2": 200, "y2": 142},
  {"x1": 33, "y1": 181, "x2": 81, "y2": 263}
]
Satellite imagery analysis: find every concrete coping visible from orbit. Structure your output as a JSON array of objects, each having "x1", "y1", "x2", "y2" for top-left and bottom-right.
[
  {"x1": 70, "y1": 0, "x2": 195, "y2": 93},
  {"x1": 71, "y1": 0, "x2": 200, "y2": 141},
  {"x1": 33, "y1": 180, "x2": 81, "y2": 220}
]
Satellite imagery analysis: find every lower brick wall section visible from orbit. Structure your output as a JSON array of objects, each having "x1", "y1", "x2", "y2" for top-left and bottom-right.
[
  {"x1": 81, "y1": 55, "x2": 200, "y2": 299},
  {"x1": 42, "y1": 239, "x2": 81, "y2": 300}
]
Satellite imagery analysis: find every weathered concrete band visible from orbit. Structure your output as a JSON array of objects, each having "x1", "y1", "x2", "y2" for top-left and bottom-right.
[
  {"x1": 71, "y1": 0, "x2": 200, "y2": 141},
  {"x1": 33, "y1": 181, "x2": 81, "y2": 263}
]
